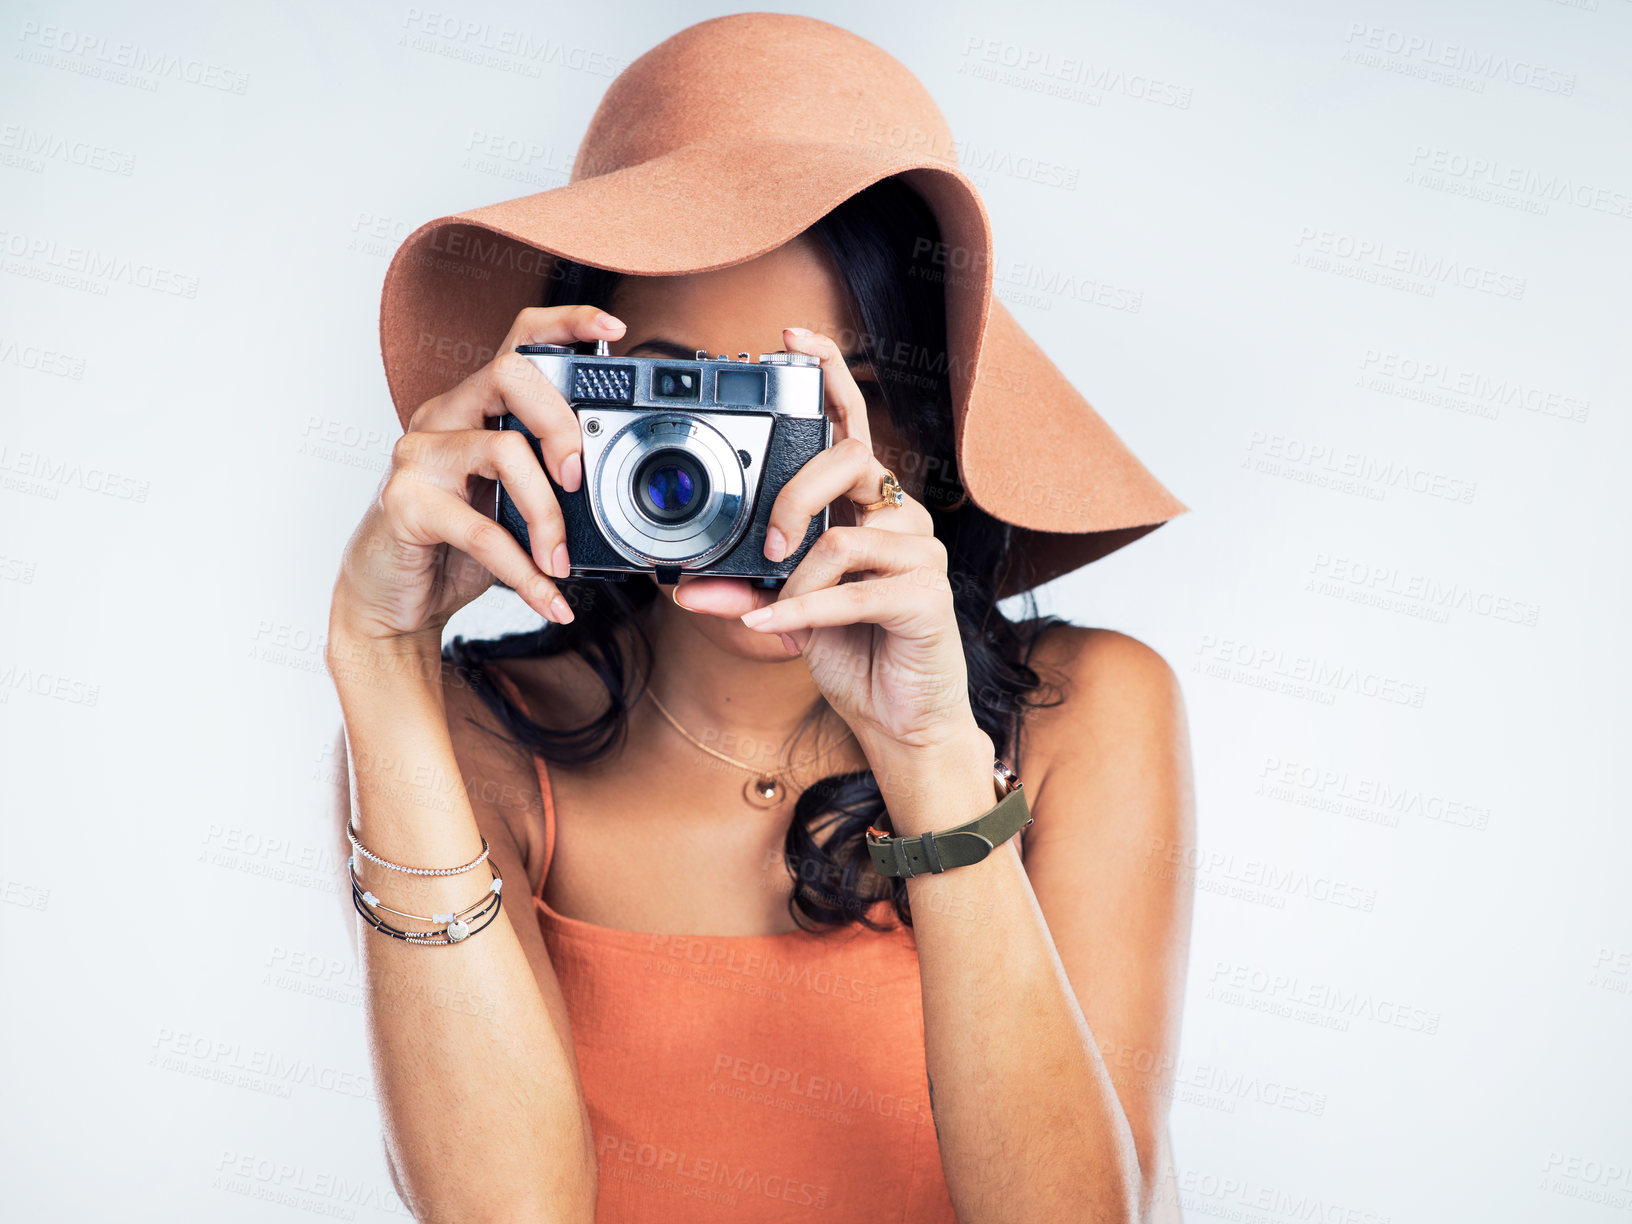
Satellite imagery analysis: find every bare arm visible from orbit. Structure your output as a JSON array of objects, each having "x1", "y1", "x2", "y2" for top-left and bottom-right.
[
  {"x1": 329, "y1": 639, "x2": 595, "y2": 1224},
  {"x1": 871, "y1": 628, "x2": 1195, "y2": 1224},
  {"x1": 321, "y1": 302, "x2": 631, "y2": 1221},
  {"x1": 720, "y1": 324, "x2": 1197, "y2": 1221}
]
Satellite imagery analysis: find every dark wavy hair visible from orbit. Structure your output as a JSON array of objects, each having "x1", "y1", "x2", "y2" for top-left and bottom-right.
[{"x1": 443, "y1": 177, "x2": 1066, "y2": 933}]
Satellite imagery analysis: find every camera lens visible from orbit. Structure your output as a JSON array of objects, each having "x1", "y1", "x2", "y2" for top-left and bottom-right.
[
  {"x1": 649, "y1": 464, "x2": 693, "y2": 509},
  {"x1": 597, "y1": 415, "x2": 750, "y2": 567},
  {"x1": 633, "y1": 449, "x2": 710, "y2": 524}
]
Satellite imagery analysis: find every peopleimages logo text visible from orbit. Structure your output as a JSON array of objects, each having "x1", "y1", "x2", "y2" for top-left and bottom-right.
[
  {"x1": 1343, "y1": 24, "x2": 1576, "y2": 94},
  {"x1": 1294, "y1": 228, "x2": 1525, "y2": 300}
]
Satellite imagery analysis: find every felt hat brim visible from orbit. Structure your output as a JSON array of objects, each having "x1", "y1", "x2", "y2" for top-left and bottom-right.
[{"x1": 380, "y1": 140, "x2": 1187, "y2": 598}]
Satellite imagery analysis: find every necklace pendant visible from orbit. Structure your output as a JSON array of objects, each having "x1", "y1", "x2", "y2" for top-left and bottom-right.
[{"x1": 745, "y1": 775, "x2": 785, "y2": 808}]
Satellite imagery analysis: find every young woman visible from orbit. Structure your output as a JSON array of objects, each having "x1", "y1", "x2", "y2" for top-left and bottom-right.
[{"x1": 327, "y1": 15, "x2": 1194, "y2": 1224}]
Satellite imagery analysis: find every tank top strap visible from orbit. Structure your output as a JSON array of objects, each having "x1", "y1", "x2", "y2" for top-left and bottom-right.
[
  {"x1": 1004, "y1": 701, "x2": 1029, "y2": 865},
  {"x1": 483, "y1": 661, "x2": 558, "y2": 894}
]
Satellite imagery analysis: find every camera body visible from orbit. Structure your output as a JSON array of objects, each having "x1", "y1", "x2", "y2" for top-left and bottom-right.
[{"x1": 495, "y1": 343, "x2": 832, "y2": 587}]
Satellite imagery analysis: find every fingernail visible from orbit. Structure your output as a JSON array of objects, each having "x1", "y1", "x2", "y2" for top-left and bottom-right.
[
  {"x1": 779, "y1": 633, "x2": 800, "y2": 656},
  {"x1": 740, "y1": 607, "x2": 774, "y2": 628},
  {"x1": 552, "y1": 543, "x2": 570, "y2": 579},
  {"x1": 551, "y1": 595, "x2": 574, "y2": 624},
  {"x1": 595, "y1": 312, "x2": 624, "y2": 331},
  {"x1": 763, "y1": 526, "x2": 786, "y2": 563},
  {"x1": 561, "y1": 452, "x2": 582, "y2": 492},
  {"x1": 784, "y1": 326, "x2": 813, "y2": 338}
]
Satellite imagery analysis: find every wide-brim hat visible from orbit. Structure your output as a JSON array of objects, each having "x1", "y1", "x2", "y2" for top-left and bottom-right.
[{"x1": 379, "y1": 12, "x2": 1187, "y2": 597}]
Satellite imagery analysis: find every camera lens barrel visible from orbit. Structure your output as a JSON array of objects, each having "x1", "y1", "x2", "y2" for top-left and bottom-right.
[
  {"x1": 587, "y1": 412, "x2": 758, "y2": 569},
  {"x1": 633, "y1": 448, "x2": 710, "y2": 525}
]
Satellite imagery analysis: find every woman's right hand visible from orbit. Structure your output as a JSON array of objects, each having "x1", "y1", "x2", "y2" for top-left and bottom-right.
[{"x1": 328, "y1": 304, "x2": 626, "y2": 647}]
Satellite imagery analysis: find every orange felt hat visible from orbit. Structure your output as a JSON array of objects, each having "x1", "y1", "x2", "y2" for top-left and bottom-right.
[{"x1": 379, "y1": 12, "x2": 1187, "y2": 596}]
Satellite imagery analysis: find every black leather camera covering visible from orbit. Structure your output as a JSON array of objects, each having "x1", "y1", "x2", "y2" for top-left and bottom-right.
[{"x1": 494, "y1": 413, "x2": 830, "y2": 586}]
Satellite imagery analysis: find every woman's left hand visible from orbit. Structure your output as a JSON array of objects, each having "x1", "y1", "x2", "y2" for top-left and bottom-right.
[{"x1": 673, "y1": 326, "x2": 988, "y2": 767}]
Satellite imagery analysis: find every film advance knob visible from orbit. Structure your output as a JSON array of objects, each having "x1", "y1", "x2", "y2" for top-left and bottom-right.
[{"x1": 757, "y1": 351, "x2": 820, "y2": 366}]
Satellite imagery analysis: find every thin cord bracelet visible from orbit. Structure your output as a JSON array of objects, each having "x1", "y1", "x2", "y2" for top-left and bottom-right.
[
  {"x1": 348, "y1": 867, "x2": 503, "y2": 934},
  {"x1": 353, "y1": 888, "x2": 501, "y2": 944},
  {"x1": 346, "y1": 820, "x2": 491, "y2": 877},
  {"x1": 351, "y1": 882, "x2": 503, "y2": 945},
  {"x1": 349, "y1": 856, "x2": 502, "y2": 924},
  {"x1": 352, "y1": 890, "x2": 500, "y2": 946}
]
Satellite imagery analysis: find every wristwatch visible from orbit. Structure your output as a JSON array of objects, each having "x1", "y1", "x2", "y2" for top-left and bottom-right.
[{"x1": 865, "y1": 758, "x2": 1031, "y2": 878}]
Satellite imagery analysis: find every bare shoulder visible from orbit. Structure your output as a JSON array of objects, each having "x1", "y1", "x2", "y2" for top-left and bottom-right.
[
  {"x1": 1019, "y1": 623, "x2": 1186, "y2": 739},
  {"x1": 1023, "y1": 623, "x2": 1184, "y2": 714},
  {"x1": 437, "y1": 653, "x2": 557, "y2": 886},
  {"x1": 1014, "y1": 623, "x2": 1192, "y2": 833}
]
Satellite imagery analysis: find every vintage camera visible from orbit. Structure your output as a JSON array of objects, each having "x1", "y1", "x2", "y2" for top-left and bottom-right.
[{"x1": 495, "y1": 342, "x2": 832, "y2": 587}]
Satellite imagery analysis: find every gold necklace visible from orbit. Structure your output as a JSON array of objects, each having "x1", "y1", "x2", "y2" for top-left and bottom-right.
[{"x1": 642, "y1": 687, "x2": 855, "y2": 809}]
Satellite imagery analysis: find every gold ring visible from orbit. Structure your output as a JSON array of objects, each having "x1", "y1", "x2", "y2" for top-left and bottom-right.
[{"x1": 855, "y1": 470, "x2": 906, "y2": 513}]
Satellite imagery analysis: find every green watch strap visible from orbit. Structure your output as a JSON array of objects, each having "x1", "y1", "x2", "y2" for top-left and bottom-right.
[{"x1": 865, "y1": 781, "x2": 1032, "y2": 878}]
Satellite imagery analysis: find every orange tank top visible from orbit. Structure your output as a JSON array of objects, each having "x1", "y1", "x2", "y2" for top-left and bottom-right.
[{"x1": 488, "y1": 667, "x2": 960, "y2": 1223}]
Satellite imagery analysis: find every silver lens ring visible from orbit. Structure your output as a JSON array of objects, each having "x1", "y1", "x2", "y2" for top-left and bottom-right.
[{"x1": 588, "y1": 414, "x2": 749, "y2": 567}]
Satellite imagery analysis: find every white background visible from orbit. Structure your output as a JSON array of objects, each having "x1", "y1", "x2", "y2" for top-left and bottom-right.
[{"x1": 2, "y1": 1, "x2": 1628, "y2": 1220}]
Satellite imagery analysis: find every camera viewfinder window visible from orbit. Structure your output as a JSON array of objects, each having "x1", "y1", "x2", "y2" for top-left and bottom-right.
[
  {"x1": 715, "y1": 368, "x2": 767, "y2": 406},
  {"x1": 653, "y1": 367, "x2": 701, "y2": 399}
]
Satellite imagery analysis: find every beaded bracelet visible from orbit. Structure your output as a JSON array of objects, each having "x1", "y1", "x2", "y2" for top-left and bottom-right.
[
  {"x1": 350, "y1": 877, "x2": 504, "y2": 945},
  {"x1": 352, "y1": 888, "x2": 501, "y2": 946},
  {"x1": 345, "y1": 819, "x2": 491, "y2": 878},
  {"x1": 349, "y1": 855, "x2": 502, "y2": 926}
]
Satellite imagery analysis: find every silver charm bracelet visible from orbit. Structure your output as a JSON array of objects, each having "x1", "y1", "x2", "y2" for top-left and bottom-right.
[
  {"x1": 351, "y1": 877, "x2": 503, "y2": 945},
  {"x1": 348, "y1": 856, "x2": 505, "y2": 945}
]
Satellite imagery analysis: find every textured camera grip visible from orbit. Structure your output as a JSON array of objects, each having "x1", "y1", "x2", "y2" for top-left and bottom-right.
[
  {"x1": 494, "y1": 417, "x2": 624, "y2": 571},
  {"x1": 741, "y1": 415, "x2": 831, "y2": 574}
]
